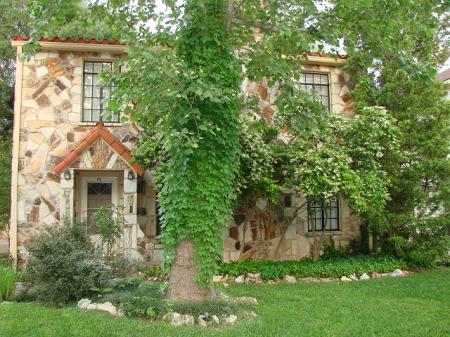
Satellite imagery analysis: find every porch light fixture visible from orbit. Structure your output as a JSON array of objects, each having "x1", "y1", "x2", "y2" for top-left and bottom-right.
[
  {"x1": 127, "y1": 170, "x2": 135, "y2": 180},
  {"x1": 63, "y1": 169, "x2": 71, "y2": 180}
]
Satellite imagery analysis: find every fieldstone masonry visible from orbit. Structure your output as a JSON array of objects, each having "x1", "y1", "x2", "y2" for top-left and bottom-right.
[{"x1": 12, "y1": 44, "x2": 359, "y2": 265}]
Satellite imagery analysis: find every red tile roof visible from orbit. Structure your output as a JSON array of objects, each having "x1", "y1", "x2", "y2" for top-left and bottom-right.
[
  {"x1": 13, "y1": 35, "x2": 124, "y2": 45},
  {"x1": 13, "y1": 35, "x2": 347, "y2": 59},
  {"x1": 53, "y1": 122, "x2": 145, "y2": 175}
]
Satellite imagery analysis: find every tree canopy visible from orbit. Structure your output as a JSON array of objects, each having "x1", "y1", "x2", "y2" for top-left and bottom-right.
[{"x1": 15, "y1": 0, "x2": 450, "y2": 299}]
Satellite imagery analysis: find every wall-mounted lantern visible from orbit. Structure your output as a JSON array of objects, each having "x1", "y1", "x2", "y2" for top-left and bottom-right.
[
  {"x1": 63, "y1": 169, "x2": 71, "y2": 180},
  {"x1": 127, "y1": 170, "x2": 135, "y2": 180}
]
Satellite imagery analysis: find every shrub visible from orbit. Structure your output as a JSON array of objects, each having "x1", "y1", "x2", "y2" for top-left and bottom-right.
[
  {"x1": 384, "y1": 216, "x2": 449, "y2": 267},
  {"x1": 106, "y1": 254, "x2": 142, "y2": 277},
  {"x1": 218, "y1": 256, "x2": 408, "y2": 280},
  {"x1": 102, "y1": 281, "x2": 169, "y2": 319},
  {"x1": 0, "y1": 263, "x2": 19, "y2": 301},
  {"x1": 91, "y1": 205, "x2": 123, "y2": 260},
  {"x1": 121, "y1": 295, "x2": 169, "y2": 319},
  {"x1": 113, "y1": 277, "x2": 142, "y2": 291},
  {"x1": 26, "y1": 219, "x2": 111, "y2": 305},
  {"x1": 145, "y1": 267, "x2": 166, "y2": 278},
  {"x1": 322, "y1": 238, "x2": 353, "y2": 259}
]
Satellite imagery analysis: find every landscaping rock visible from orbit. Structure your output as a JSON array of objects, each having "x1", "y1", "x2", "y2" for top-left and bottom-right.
[
  {"x1": 243, "y1": 311, "x2": 257, "y2": 318},
  {"x1": 180, "y1": 314, "x2": 195, "y2": 326},
  {"x1": 283, "y1": 275, "x2": 297, "y2": 283},
  {"x1": 390, "y1": 269, "x2": 405, "y2": 277},
  {"x1": 198, "y1": 315, "x2": 208, "y2": 327},
  {"x1": 211, "y1": 315, "x2": 220, "y2": 325},
  {"x1": 77, "y1": 298, "x2": 92, "y2": 310},
  {"x1": 300, "y1": 277, "x2": 320, "y2": 283},
  {"x1": 360, "y1": 273, "x2": 370, "y2": 281},
  {"x1": 96, "y1": 302, "x2": 117, "y2": 316},
  {"x1": 320, "y1": 278, "x2": 335, "y2": 283},
  {"x1": 234, "y1": 275, "x2": 245, "y2": 283},
  {"x1": 245, "y1": 273, "x2": 262, "y2": 283},
  {"x1": 225, "y1": 314, "x2": 238, "y2": 325},
  {"x1": 223, "y1": 283, "x2": 229, "y2": 288},
  {"x1": 1, "y1": 301, "x2": 13, "y2": 305},
  {"x1": 213, "y1": 275, "x2": 224, "y2": 283},
  {"x1": 165, "y1": 313, "x2": 195, "y2": 326},
  {"x1": 371, "y1": 272, "x2": 382, "y2": 279},
  {"x1": 166, "y1": 313, "x2": 182, "y2": 326},
  {"x1": 349, "y1": 274, "x2": 358, "y2": 281},
  {"x1": 236, "y1": 296, "x2": 258, "y2": 305},
  {"x1": 86, "y1": 303, "x2": 98, "y2": 310},
  {"x1": 340, "y1": 276, "x2": 352, "y2": 282},
  {"x1": 78, "y1": 299, "x2": 122, "y2": 318}
]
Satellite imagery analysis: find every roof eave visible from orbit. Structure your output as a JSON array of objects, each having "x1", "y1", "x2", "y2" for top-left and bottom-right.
[
  {"x1": 303, "y1": 55, "x2": 347, "y2": 66},
  {"x1": 11, "y1": 40, "x2": 128, "y2": 53}
]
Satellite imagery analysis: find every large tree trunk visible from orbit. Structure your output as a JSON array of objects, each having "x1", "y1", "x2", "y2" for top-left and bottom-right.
[{"x1": 167, "y1": 238, "x2": 215, "y2": 302}]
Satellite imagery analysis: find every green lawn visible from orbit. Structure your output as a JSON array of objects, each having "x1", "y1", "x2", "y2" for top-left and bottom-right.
[{"x1": 1, "y1": 269, "x2": 449, "y2": 337}]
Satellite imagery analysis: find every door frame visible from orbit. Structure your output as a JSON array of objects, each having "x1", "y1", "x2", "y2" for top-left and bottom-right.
[{"x1": 80, "y1": 176, "x2": 119, "y2": 222}]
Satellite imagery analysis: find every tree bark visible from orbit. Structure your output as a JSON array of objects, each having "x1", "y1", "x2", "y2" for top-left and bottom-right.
[{"x1": 167, "y1": 238, "x2": 215, "y2": 302}]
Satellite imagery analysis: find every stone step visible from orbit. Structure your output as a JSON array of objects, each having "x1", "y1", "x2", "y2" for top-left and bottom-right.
[{"x1": 0, "y1": 238, "x2": 9, "y2": 257}]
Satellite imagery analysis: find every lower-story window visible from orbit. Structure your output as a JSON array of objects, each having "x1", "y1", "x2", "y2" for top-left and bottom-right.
[{"x1": 307, "y1": 199, "x2": 340, "y2": 231}]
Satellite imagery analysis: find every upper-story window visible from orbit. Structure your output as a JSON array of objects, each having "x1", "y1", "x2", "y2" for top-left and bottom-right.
[
  {"x1": 307, "y1": 199, "x2": 339, "y2": 232},
  {"x1": 83, "y1": 61, "x2": 119, "y2": 122},
  {"x1": 299, "y1": 72, "x2": 330, "y2": 109}
]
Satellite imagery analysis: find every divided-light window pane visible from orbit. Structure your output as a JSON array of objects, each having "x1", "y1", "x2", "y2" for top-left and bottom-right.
[
  {"x1": 82, "y1": 61, "x2": 119, "y2": 122},
  {"x1": 307, "y1": 200, "x2": 340, "y2": 232},
  {"x1": 299, "y1": 72, "x2": 330, "y2": 109}
]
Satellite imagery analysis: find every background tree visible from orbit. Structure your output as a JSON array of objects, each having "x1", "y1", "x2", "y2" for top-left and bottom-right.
[
  {"x1": 0, "y1": 0, "x2": 30, "y2": 228},
  {"x1": 323, "y1": 0, "x2": 450, "y2": 258}
]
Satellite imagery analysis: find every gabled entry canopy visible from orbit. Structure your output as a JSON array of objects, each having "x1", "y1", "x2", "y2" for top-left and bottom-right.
[{"x1": 53, "y1": 122, "x2": 145, "y2": 175}]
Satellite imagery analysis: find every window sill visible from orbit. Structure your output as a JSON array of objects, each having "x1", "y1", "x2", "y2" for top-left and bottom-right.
[
  {"x1": 306, "y1": 231, "x2": 343, "y2": 237},
  {"x1": 79, "y1": 121, "x2": 126, "y2": 127}
]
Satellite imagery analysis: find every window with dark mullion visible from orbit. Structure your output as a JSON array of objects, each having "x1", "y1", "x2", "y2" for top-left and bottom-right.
[
  {"x1": 299, "y1": 72, "x2": 330, "y2": 109},
  {"x1": 83, "y1": 61, "x2": 119, "y2": 122},
  {"x1": 307, "y1": 200, "x2": 339, "y2": 231}
]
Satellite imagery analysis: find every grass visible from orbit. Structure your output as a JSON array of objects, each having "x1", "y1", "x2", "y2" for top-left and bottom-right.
[
  {"x1": 0, "y1": 263, "x2": 19, "y2": 301},
  {"x1": 0, "y1": 269, "x2": 449, "y2": 337}
]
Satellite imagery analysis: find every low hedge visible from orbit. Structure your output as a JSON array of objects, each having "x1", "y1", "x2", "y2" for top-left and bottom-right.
[{"x1": 217, "y1": 256, "x2": 409, "y2": 280}]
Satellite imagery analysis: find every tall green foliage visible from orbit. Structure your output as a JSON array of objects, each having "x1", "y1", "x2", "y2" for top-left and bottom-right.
[
  {"x1": 145, "y1": 1, "x2": 242, "y2": 285},
  {"x1": 0, "y1": 0, "x2": 30, "y2": 227},
  {"x1": 324, "y1": 0, "x2": 450, "y2": 243},
  {"x1": 0, "y1": 138, "x2": 11, "y2": 228},
  {"x1": 0, "y1": 0, "x2": 30, "y2": 132}
]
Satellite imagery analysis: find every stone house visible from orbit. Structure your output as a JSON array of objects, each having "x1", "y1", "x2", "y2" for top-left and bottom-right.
[{"x1": 9, "y1": 36, "x2": 359, "y2": 266}]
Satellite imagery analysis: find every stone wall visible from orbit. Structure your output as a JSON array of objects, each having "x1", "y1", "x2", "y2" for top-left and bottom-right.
[
  {"x1": 14, "y1": 49, "x2": 150, "y2": 263},
  {"x1": 223, "y1": 196, "x2": 360, "y2": 262},
  {"x1": 13, "y1": 47, "x2": 359, "y2": 265},
  {"x1": 224, "y1": 61, "x2": 359, "y2": 262}
]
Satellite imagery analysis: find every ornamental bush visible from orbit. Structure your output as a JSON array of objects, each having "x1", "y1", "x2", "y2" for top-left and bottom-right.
[
  {"x1": 384, "y1": 215, "x2": 449, "y2": 267},
  {"x1": 218, "y1": 256, "x2": 408, "y2": 280},
  {"x1": 102, "y1": 281, "x2": 169, "y2": 319},
  {"x1": 26, "y1": 220, "x2": 111, "y2": 305}
]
